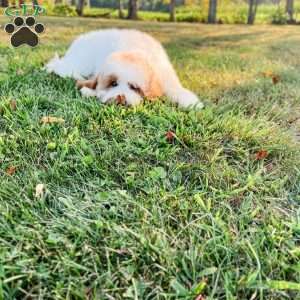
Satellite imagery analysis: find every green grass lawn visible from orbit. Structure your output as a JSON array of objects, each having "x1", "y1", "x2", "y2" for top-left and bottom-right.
[{"x1": 0, "y1": 17, "x2": 300, "y2": 299}]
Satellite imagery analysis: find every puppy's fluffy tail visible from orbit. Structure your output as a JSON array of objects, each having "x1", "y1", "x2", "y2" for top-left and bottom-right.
[{"x1": 44, "y1": 53, "x2": 83, "y2": 80}]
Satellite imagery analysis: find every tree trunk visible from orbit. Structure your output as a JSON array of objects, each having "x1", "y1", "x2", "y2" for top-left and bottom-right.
[
  {"x1": 286, "y1": 0, "x2": 294, "y2": 22},
  {"x1": 208, "y1": 0, "x2": 217, "y2": 24},
  {"x1": 169, "y1": 0, "x2": 176, "y2": 22},
  {"x1": 118, "y1": 0, "x2": 124, "y2": 19},
  {"x1": 1, "y1": 0, "x2": 8, "y2": 7},
  {"x1": 128, "y1": 0, "x2": 138, "y2": 20},
  {"x1": 76, "y1": 0, "x2": 84, "y2": 16},
  {"x1": 247, "y1": 0, "x2": 258, "y2": 24}
]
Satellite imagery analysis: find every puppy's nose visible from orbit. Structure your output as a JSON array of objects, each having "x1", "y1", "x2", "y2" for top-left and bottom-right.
[{"x1": 116, "y1": 94, "x2": 126, "y2": 105}]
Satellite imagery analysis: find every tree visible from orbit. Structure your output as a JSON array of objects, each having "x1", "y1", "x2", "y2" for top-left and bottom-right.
[
  {"x1": 286, "y1": 0, "x2": 294, "y2": 23},
  {"x1": 118, "y1": 0, "x2": 124, "y2": 19},
  {"x1": 0, "y1": 0, "x2": 8, "y2": 7},
  {"x1": 76, "y1": 0, "x2": 85, "y2": 16},
  {"x1": 169, "y1": 0, "x2": 176, "y2": 22},
  {"x1": 208, "y1": 0, "x2": 217, "y2": 24},
  {"x1": 128, "y1": 0, "x2": 138, "y2": 20},
  {"x1": 247, "y1": 0, "x2": 258, "y2": 25}
]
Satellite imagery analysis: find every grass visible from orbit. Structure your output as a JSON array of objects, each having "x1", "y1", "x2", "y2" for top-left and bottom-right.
[
  {"x1": 0, "y1": 17, "x2": 300, "y2": 299},
  {"x1": 43, "y1": 3, "x2": 300, "y2": 24}
]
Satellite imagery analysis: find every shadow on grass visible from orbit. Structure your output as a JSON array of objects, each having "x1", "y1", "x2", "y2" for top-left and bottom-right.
[{"x1": 165, "y1": 31, "x2": 266, "y2": 49}]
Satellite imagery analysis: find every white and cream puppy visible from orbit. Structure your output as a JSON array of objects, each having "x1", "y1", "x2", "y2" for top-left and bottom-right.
[{"x1": 46, "y1": 29, "x2": 203, "y2": 109}]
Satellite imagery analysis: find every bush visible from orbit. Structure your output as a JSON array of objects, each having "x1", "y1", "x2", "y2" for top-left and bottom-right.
[
  {"x1": 138, "y1": 11, "x2": 170, "y2": 22},
  {"x1": 51, "y1": 4, "x2": 77, "y2": 17},
  {"x1": 176, "y1": 6, "x2": 206, "y2": 23},
  {"x1": 271, "y1": 8, "x2": 288, "y2": 24},
  {"x1": 83, "y1": 7, "x2": 115, "y2": 18},
  {"x1": 176, "y1": 11, "x2": 205, "y2": 23},
  {"x1": 232, "y1": 9, "x2": 248, "y2": 24}
]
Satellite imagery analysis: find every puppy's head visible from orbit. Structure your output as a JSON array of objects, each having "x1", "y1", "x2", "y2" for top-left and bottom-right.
[{"x1": 78, "y1": 51, "x2": 163, "y2": 106}]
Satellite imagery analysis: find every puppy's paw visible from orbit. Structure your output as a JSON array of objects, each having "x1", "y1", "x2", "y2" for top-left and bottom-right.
[
  {"x1": 123, "y1": 96, "x2": 142, "y2": 107},
  {"x1": 175, "y1": 89, "x2": 204, "y2": 110},
  {"x1": 44, "y1": 53, "x2": 60, "y2": 73},
  {"x1": 80, "y1": 87, "x2": 97, "y2": 97},
  {"x1": 103, "y1": 95, "x2": 142, "y2": 106}
]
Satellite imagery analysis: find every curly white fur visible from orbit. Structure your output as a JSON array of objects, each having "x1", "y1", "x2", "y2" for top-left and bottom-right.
[{"x1": 46, "y1": 29, "x2": 203, "y2": 109}]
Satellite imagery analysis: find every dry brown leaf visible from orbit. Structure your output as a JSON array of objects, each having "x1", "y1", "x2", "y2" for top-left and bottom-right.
[
  {"x1": 17, "y1": 69, "x2": 24, "y2": 75},
  {"x1": 6, "y1": 166, "x2": 16, "y2": 175},
  {"x1": 261, "y1": 71, "x2": 281, "y2": 84},
  {"x1": 272, "y1": 75, "x2": 280, "y2": 84},
  {"x1": 255, "y1": 150, "x2": 268, "y2": 160},
  {"x1": 10, "y1": 100, "x2": 17, "y2": 111},
  {"x1": 41, "y1": 116, "x2": 65, "y2": 125},
  {"x1": 165, "y1": 130, "x2": 175, "y2": 142}
]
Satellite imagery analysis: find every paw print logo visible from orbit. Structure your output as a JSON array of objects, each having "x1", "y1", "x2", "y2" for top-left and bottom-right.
[{"x1": 4, "y1": 16, "x2": 44, "y2": 47}]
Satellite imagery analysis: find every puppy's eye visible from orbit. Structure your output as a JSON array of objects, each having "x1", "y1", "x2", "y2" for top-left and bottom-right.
[
  {"x1": 129, "y1": 83, "x2": 143, "y2": 96},
  {"x1": 129, "y1": 83, "x2": 138, "y2": 91},
  {"x1": 109, "y1": 80, "x2": 118, "y2": 88}
]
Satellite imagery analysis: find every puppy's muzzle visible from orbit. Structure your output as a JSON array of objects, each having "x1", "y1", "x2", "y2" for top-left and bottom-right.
[
  {"x1": 116, "y1": 94, "x2": 126, "y2": 105},
  {"x1": 111, "y1": 94, "x2": 126, "y2": 105}
]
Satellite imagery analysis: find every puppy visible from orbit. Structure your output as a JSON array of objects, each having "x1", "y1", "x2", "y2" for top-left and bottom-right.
[{"x1": 46, "y1": 29, "x2": 203, "y2": 109}]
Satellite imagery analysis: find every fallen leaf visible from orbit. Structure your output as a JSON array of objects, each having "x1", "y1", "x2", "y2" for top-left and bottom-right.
[
  {"x1": 6, "y1": 166, "x2": 16, "y2": 175},
  {"x1": 261, "y1": 71, "x2": 281, "y2": 84},
  {"x1": 35, "y1": 183, "x2": 45, "y2": 198},
  {"x1": 10, "y1": 100, "x2": 17, "y2": 111},
  {"x1": 255, "y1": 150, "x2": 268, "y2": 160},
  {"x1": 166, "y1": 130, "x2": 175, "y2": 142},
  {"x1": 17, "y1": 69, "x2": 24, "y2": 75},
  {"x1": 41, "y1": 116, "x2": 65, "y2": 125},
  {"x1": 272, "y1": 75, "x2": 280, "y2": 84}
]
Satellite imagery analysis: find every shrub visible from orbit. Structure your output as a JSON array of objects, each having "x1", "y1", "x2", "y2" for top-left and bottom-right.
[
  {"x1": 176, "y1": 12, "x2": 204, "y2": 22},
  {"x1": 176, "y1": 6, "x2": 206, "y2": 23},
  {"x1": 138, "y1": 11, "x2": 170, "y2": 22},
  {"x1": 271, "y1": 8, "x2": 288, "y2": 24},
  {"x1": 83, "y1": 7, "x2": 115, "y2": 18},
  {"x1": 232, "y1": 9, "x2": 247, "y2": 24},
  {"x1": 51, "y1": 4, "x2": 77, "y2": 17}
]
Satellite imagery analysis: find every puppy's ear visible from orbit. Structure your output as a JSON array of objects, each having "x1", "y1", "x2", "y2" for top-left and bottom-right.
[
  {"x1": 144, "y1": 72, "x2": 163, "y2": 99},
  {"x1": 76, "y1": 77, "x2": 98, "y2": 90}
]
